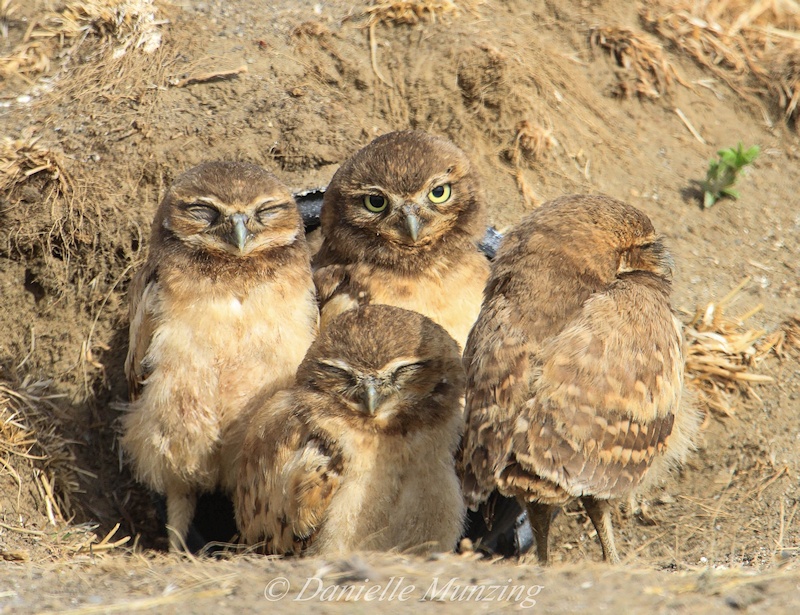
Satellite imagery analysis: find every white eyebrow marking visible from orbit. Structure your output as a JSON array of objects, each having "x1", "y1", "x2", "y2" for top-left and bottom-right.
[
  {"x1": 192, "y1": 196, "x2": 225, "y2": 207},
  {"x1": 427, "y1": 172, "x2": 454, "y2": 188},
  {"x1": 318, "y1": 358, "x2": 354, "y2": 373},
  {"x1": 380, "y1": 357, "x2": 423, "y2": 374},
  {"x1": 361, "y1": 185, "x2": 388, "y2": 194},
  {"x1": 250, "y1": 196, "x2": 286, "y2": 208}
]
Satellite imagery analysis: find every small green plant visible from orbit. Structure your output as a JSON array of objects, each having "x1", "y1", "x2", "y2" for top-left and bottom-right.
[{"x1": 700, "y1": 142, "x2": 760, "y2": 208}]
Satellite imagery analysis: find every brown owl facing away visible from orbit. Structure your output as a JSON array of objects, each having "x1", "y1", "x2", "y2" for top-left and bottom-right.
[
  {"x1": 235, "y1": 305, "x2": 466, "y2": 556},
  {"x1": 121, "y1": 161, "x2": 319, "y2": 551},
  {"x1": 460, "y1": 194, "x2": 700, "y2": 564},
  {"x1": 312, "y1": 130, "x2": 490, "y2": 351}
]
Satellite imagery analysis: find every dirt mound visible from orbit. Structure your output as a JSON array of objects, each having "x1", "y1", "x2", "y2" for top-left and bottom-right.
[{"x1": 1, "y1": 0, "x2": 800, "y2": 610}]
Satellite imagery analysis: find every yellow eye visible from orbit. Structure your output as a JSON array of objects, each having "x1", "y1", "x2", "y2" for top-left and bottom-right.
[
  {"x1": 428, "y1": 184, "x2": 451, "y2": 204},
  {"x1": 364, "y1": 194, "x2": 388, "y2": 213}
]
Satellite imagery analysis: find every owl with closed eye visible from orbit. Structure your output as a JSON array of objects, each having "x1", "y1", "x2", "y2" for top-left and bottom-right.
[
  {"x1": 460, "y1": 194, "x2": 700, "y2": 564},
  {"x1": 121, "y1": 161, "x2": 319, "y2": 551},
  {"x1": 235, "y1": 305, "x2": 466, "y2": 555},
  {"x1": 312, "y1": 130, "x2": 490, "y2": 351}
]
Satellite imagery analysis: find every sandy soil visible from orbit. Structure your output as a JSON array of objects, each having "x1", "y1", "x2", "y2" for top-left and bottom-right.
[{"x1": 1, "y1": 0, "x2": 800, "y2": 612}]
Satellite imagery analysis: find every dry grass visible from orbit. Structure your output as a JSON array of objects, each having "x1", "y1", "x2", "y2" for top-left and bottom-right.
[
  {"x1": 5, "y1": 550, "x2": 800, "y2": 612},
  {"x1": 0, "y1": 125, "x2": 143, "y2": 322},
  {"x1": 782, "y1": 316, "x2": 800, "y2": 349},
  {"x1": 0, "y1": 131, "x2": 102, "y2": 300},
  {"x1": 360, "y1": 1, "x2": 482, "y2": 85},
  {"x1": 0, "y1": 379, "x2": 77, "y2": 526},
  {"x1": 0, "y1": 0, "x2": 162, "y2": 86},
  {"x1": 589, "y1": 26, "x2": 689, "y2": 99},
  {"x1": 0, "y1": 131, "x2": 73, "y2": 199},
  {"x1": 503, "y1": 120, "x2": 557, "y2": 166},
  {"x1": 757, "y1": 315, "x2": 800, "y2": 357},
  {"x1": 362, "y1": 0, "x2": 481, "y2": 27},
  {"x1": 642, "y1": 0, "x2": 800, "y2": 125},
  {"x1": 0, "y1": 379, "x2": 131, "y2": 560},
  {"x1": 683, "y1": 278, "x2": 775, "y2": 418}
]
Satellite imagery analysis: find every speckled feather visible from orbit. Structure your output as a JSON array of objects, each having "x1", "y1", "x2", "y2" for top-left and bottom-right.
[
  {"x1": 460, "y1": 195, "x2": 700, "y2": 510},
  {"x1": 120, "y1": 161, "x2": 319, "y2": 550},
  {"x1": 235, "y1": 305, "x2": 466, "y2": 556}
]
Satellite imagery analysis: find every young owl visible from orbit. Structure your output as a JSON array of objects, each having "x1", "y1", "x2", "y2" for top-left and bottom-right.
[
  {"x1": 312, "y1": 130, "x2": 490, "y2": 351},
  {"x1": 235, "y1": 305, "x2": 466, "y2": 556},
  {"x1": 460, "y1": 194, "x2": 700, "y2": 564},
  {"x1": 121, "y1": 161, "x2": 319, "y2": 551}
]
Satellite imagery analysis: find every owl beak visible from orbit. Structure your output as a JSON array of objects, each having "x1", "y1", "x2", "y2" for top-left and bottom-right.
[
  {"x1": 404, "y1": 212, "x2": 421, "y2": 242},
  {"x1": 362, "y1": 382, "x2": 380, "y2": 415},
  {"x1": 229, "y1": 213, "x2": 250, "y2": 252}
]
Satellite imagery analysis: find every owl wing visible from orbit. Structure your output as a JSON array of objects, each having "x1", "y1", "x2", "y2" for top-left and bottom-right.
[
  {"x1": 236, "y1": 391, "x2": 343, "y2": 553},
  {"x1": 500, "y1": 276, "x2": 684, "y2": 501},
  {"x1": 460, "y1": 294, "x2": 532, "y2": 509},
  {"x1": 124, "y1": 260, "x2": 159, "y2": 401},
  {"x1": 313, "y1": 263, "x2": 370, "y2": 330},
  {"x1": 313, "y1": 262, "x2": 349, "y2": 306}
]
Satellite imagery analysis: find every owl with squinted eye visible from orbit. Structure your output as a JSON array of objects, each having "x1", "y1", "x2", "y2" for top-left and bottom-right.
[
  {"x1": 121, "y1": 161, "x2": 319, "y2": 551},
  {"x1": 312, "y1": 130, "x2": 490, "y2": 351},
  {"x1": 235, "y1": 305, "x2": 466, "y2": 556},
  {"x1": 460, "y1": 195, "x2": 700, "y2": 564}
]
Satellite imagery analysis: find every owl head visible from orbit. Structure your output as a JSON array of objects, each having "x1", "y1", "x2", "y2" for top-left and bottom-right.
[
  {"x1": 506, "y1": 194, "x2": 674, "y2": 284},
  {"x1": 296, "y1": 304, "x2": 465, "y2": 433},
  {"x1": 152, "y1": 161, "x2": 304, "y2": 261},
  {"x1": 319, "y1": 130, "x2": 486, "y2": 271}
]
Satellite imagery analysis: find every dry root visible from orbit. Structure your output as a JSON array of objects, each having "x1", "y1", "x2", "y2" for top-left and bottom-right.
[
  {"x1": 683, "y1": 278, "x2": 775, "y2": 417},
  {"x1": 642, "y1": 0, "x2": 800, "y2": 124},
  {"x1": 589, "y1": 26, "x2": 689, "y2": 99},
  {"x1": 363, "y1": 0, "x2": 481, "y2": 27}
]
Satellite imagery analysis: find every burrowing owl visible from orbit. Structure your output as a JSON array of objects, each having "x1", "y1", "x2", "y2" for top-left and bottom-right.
[
  {"x1": 312, "y1": 130, "x2": 490, "y2": 351},
  {"x1": 121, "y1": 161, "x2": 319, "y2": 551},
  {"x1": 235, "y1": 305, "x2": 466, "y2": 555},
  {"x1": 460, "y1": 194, "x2": 700, "y2": 564}
]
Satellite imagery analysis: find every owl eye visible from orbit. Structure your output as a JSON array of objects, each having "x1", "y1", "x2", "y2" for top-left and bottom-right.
[
  {"x1": 364, "y1": 194, "x2": 388, "y2": 213},
  {"x1": 428, "y1": 184, "x2": 451, "y2": 204},
  {"x1": 318, "y1": 359, "x2": 353, "y2": 379},
  {"x1": 393, "y1": 361, "x2": 429, "y2": 381},
  {"x1": 185, "y1": 203, "x2": 220, "y2": 224},
  {"x1": 256, "y1": 203, "x2": 287, "y2": 225}
]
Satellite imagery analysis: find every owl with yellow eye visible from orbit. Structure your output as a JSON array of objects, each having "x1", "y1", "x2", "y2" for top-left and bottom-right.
[{"x1": 312, "y1": 130, "x2": 490, "y2": 351}]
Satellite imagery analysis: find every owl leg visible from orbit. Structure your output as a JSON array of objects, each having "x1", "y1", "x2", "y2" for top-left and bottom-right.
[
  {"x1": 581, "y1": 496, "x2": 620, "y2": 564},
  {"x1": 523, "y1": 500, "x2": 554, "y2": 565},
  {"x1": 166, "y1": 487, "x2": 197, "y2": 552}
]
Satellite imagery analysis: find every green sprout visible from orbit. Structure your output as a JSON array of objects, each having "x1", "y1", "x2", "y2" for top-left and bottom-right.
[{"x1": 700, "y1": 142, "x2": 760, "y2": 208}]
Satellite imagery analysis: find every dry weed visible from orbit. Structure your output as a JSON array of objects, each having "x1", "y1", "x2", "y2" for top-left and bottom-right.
[
  {"x1": 766, "y1": 47, "x2": 800, "y2": 124},
  {"x1": 758, "y1": 315, "x2": 800, "y2": 357},
  {"x1": 683, "y1": 278, "x2": 775, "y2": 418},
  {"x1": 0, "y1": 0, "x2": 162, "y2": 85},
  {"x1": 589, "y1": 25, "x2": 689, "y2": 99},
  {"x1": 0, "y1": 132, "x2": 73, "y2": 198},
  {"x1": 0, "y1": 126, "x2": 142, "y2": 320},
  {"x1": 363, "y1": 0, "x2": 480, "y2": 27},
  {"x1": 1, "y1": 379, "x2": 134, "y2": 560},
  {"x1": 503, "y1": 120, "x2": 557, "y2": 166},
  {"x1": 642, "y1": 0, "x2": 800, "y2": 124},
  {"x1": 0, "y1": 379, "x2": 79, "y2": 525},
  {"x1": 783, "y1": 316, "x2": 800, "y2": 348},
  {"x1": 0, "y1": 131, "x2": 103, "y2": 299},
  {"x1": 361, "y1": 1, "x2": 482, "y2": 85}
]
